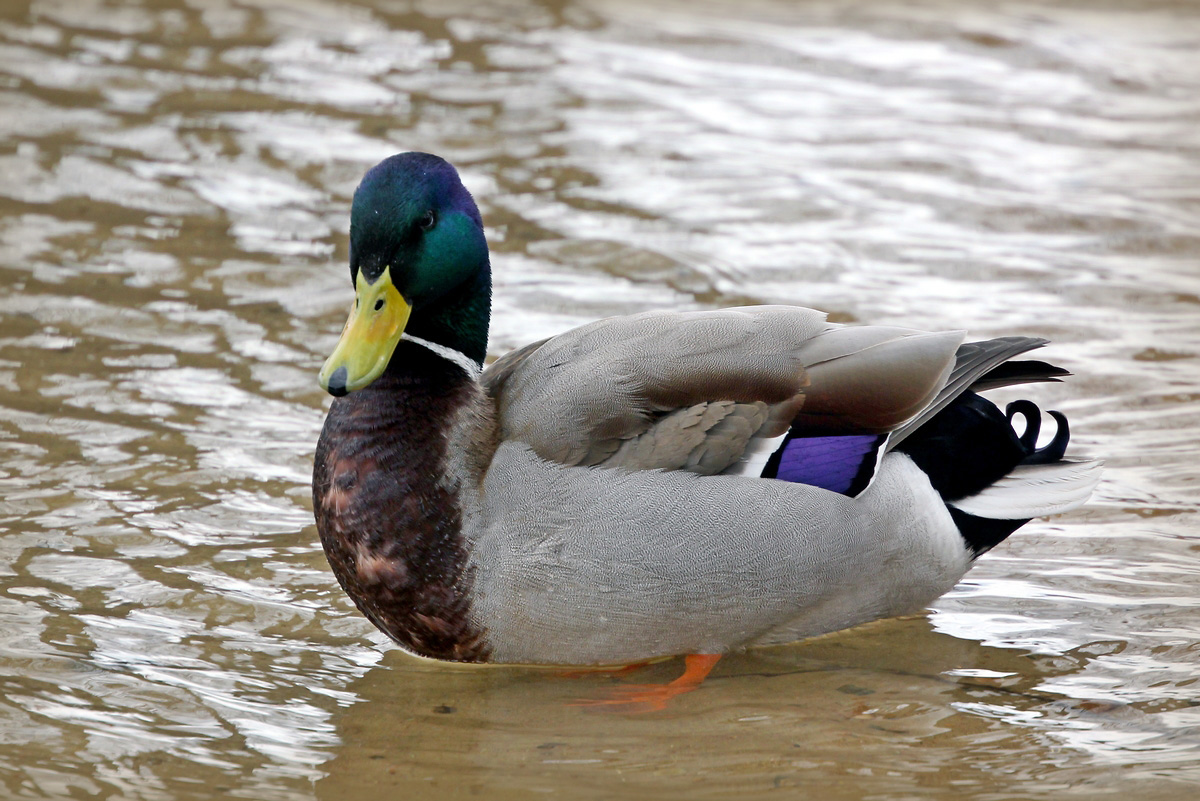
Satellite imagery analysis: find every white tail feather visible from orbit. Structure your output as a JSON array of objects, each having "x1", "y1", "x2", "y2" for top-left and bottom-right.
[{"x1": 949, "y1": 459, "x2": 1103, "y2": 519}]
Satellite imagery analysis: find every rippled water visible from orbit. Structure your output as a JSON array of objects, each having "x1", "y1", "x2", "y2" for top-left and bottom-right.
[{"x1": 1, "y1": 0, "x2": 1198, "y2": 798}]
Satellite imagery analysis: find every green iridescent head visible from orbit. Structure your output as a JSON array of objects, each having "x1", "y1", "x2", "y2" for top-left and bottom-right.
[{"x1": 319, "y1": 153, "x2": 491, "y2": 396}]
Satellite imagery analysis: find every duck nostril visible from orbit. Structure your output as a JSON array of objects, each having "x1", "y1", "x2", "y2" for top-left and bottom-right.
[{"x1": 374, "y1": 298, "x2": 385, "y2": 311}]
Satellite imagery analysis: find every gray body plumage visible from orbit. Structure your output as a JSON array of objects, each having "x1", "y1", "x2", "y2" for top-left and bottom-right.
[
  {"x1": 466, "y1": 444, "x2": 968, "y2": 664},
  {"x1": 317, "y1": 303, "x2": 1099, "y2": 666},
  {"x1": 395, "y1": 305, "x2": 1097, "y2": 665}
]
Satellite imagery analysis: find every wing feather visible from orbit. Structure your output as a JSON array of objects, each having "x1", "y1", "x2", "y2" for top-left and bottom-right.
[{"x1": 482, "y1": 306, "x2": 964, "y2": 473}]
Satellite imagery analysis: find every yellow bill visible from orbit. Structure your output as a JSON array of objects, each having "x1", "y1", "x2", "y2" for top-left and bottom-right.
[{"x1": 319, "y1": 265, "x2": 411, "y2": 396}]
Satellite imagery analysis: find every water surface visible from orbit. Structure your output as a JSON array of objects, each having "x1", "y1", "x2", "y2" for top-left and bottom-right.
[{"x1": 1, "y1": 0, "x2": 1198, "y2": 798}]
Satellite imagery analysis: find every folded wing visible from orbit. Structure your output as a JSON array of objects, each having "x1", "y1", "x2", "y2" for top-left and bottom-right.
[{"x1": 482, "y1": 306, "x2": 965, "y2": 474}]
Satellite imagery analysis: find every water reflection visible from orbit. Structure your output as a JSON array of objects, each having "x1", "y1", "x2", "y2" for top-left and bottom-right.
[
  {"x1": 316, "y1": 619, "x2": 1183, "y2": 799},
  {"x1": 0, "y1": 0, "x2": 1198, "y2": 798}
]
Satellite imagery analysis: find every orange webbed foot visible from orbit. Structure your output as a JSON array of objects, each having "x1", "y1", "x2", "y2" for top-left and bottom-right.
[{"x1": 569, "y1": 653, "x2": 721, "y2": 712}]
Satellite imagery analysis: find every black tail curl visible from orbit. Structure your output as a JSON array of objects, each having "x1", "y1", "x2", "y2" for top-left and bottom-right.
[{"x1": 1005, "y1": 400, "x2": 1069, "y2": 464}]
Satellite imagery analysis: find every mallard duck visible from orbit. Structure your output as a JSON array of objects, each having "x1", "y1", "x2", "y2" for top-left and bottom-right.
[{"x1": 312, "y1": 153, "x2": 1100, "y2": 707}]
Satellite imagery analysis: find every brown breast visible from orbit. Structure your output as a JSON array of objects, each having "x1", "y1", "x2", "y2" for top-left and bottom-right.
[{"x1": 312, "y1": 341, "x2": 491, "y2": 662}]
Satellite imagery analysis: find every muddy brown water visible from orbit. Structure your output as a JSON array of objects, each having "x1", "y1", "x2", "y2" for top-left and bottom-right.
[{"x1": 1, "y1": 0, "x2": 1198, "y2": 798}]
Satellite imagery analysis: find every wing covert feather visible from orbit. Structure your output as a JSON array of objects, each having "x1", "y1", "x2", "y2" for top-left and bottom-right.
[{"x1": 483, "y1": 306, "x2": 826, "y2": 466}]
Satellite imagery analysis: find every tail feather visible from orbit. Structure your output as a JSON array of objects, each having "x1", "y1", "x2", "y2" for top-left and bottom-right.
[
  {"x1": 969, "y1": 359, "x2": 1071, "y2": 393},
  {"x1": 950, "y1": 459, "x2": 1103, "y2": 519}
]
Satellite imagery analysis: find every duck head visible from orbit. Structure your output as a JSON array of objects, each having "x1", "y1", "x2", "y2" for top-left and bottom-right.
[{"x1": 318, "y1": 153, "x2": 491, "y2": 396}]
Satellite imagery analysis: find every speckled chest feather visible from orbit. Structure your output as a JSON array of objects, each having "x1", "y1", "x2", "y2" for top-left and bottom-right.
[{"x1": 312, "y1": 342, "x2": 490, "y2": 662}]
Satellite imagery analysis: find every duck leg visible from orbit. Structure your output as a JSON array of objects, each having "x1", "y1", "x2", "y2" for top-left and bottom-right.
[{"x1": 571, "y1": 654, "x2": 722, "y2": 712}]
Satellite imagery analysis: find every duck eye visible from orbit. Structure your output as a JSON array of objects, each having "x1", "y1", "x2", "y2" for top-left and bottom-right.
[
  {"x1": 419, "y1": 210, "x2": 436, "y2": 231},
  {"x1": 374, "y1": 298, "x2": 385, "y2": 311}
]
